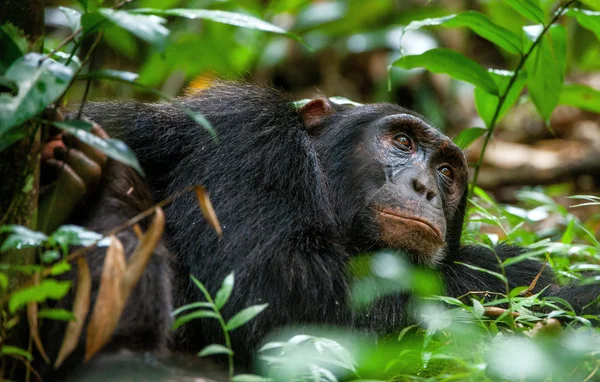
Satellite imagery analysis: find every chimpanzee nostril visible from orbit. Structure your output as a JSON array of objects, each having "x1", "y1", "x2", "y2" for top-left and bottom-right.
[
  {"x1": 413, "y1": 178, "x2": 425, "y2": 193},
  {"x1": 412, "y1": 177, "x2": 437, "y2": 201}
]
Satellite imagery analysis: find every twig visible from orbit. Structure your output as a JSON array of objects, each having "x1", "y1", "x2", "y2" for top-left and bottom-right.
[{"x1": 465, "y1": 0, "x2": 578, "y2": 217}]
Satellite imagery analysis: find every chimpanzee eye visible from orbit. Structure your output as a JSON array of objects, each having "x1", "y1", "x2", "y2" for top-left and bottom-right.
[
  {"x1": 438, "y1": 165, "x2": 453, "y2": 178},
  {"x1": 394, "y1": 134, "x2": 413, "y2": 152}
]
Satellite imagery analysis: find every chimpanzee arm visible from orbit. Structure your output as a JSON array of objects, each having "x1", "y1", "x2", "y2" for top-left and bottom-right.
[{"x1": 442, "y1": 244, "x2": 600, "y2": 315}]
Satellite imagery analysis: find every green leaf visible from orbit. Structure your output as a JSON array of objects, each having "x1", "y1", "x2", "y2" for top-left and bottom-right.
[
  {"x1": 0, "y1": 225, "x2": 48, "y2": 252},
  {"x1": 132, "y1": 8, "x2": 307, "y2": 48},
  {"x1": 566, "y1": 9, "x2": 600, "y2": 41},
  {"x1": 172, "y1": 301, "x2": 213, "y2": 316},
  {"x1": 59, "y1": 6, "x2": 82, "y2": 32},
  {"x1": 559, "y1": 83, "x2": 600, "y2": 113},
  {"x1": 504, "y1": 0, "x2": 545, "y2": 23},
  {"x1": 0, "y1": 52, "x2": 79, "y2": 136},
  {"x1": 0, "y1": 26, "x2": 25, "y2": 73},
  {"x1": 197, "y1": 344, "x2": 233, "y2": 357},
  {"x1": 474, "y1": 69, "x2": 527, "y2": 128},
  {"x1": 403, "y1": 11, "x2": 522, "y2": 55},
  {"x1": 392, "y1": 49, "x2": 498, "y2": 95},
  {"x1": 41, "y1": 250, "x2": 61, "y2": 264},
  {"x1": 231, "y1": 375, "x2": 272, "y2": 382},
  {"x1": 472, "y1": 299, "x2": 485, "y2": 317},
  {"x1": 225, "y1": 303, "x2": 269, "y2": 331},
  {"x1": 524, "y1": 24, "x2": 566, "y2": 124},
  {"x1": 214, "y1": 272, "x2": 234, "y2": 310},
  {"x1": 455, "y1": 261, "x2": 507, "y2": 283},
  {"x1": 9, "y1": 279, "x2": 71, "y2": 313},
  {"x1": 172, "y1": 310, "x2": 219, "y2": 330},
  {"x1": 50, "y1": 260, "x2": 72, "y2": 276},
  {"x1": 0, "y1": 272, "x2": 8, "y2": 290},
  {"x1": 52, "y1": 120, "x2": 144, "y2": 175},
  {"x1": 453, "y1": 127, "x2": 487, "y2": 149},
  {"x1": 79, "y1": 70, "x2": 217, "y2": 141},
  {"x1": 560, "y1": 218, "x2": 576, "y2": 245},
  {"x1": 1, "y1": 345, "x2": 33, "y2": 361},
  {"x1": 82, "y1": 9, "x2": 169, "y2": 49},
  {"x1": 49, "y1": 224, "x2": 109, "y2": 247},
  {"x1": 38, "y1": 308, "x2": 75, "y2": 321}
]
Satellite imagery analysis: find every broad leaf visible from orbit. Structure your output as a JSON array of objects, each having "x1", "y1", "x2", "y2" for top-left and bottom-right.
[
  {"x1": 59, "y1": 6, "x2": 82, "y2": 32},
  {"x1": 53, "y1": 120, "x2": 144, "y2": 175},
  {"x1": 474, "y1": 69, "x2": 527, "y2": 128},
  {"x1": 392, "y1": 48, "x2": 498, "y2": 95},
  {"x1": 0, "y1": 26, "x2": 25, "y2": 72},
  {"x1": 197, "y1": 344, "x2": 233, "y2": 357},
  {"x1": 559, "y1": 83, "x2": 600, "y2": 113},
  {"x1": 453, "y1": 127, "x2": 487, "y2": 149},
  {"x1": 49, "y1": 224, "x2": 109, "y2": 248},
  {"x1": 0, "y1": 225, "x2": 48, "y2": 252},
  {"x1": 132, "y1": 8, "x2": 306, "y2": 47},
  {"x1": 403, "y1": 11, "x2": 521, "y2": 55},
  {"x1": 524, "y1": 24, "x2": 566, "y2": 124},
  {"x1": 504, "y1": 0, "x2": 544, "y2": 23},
  {"x1": 566, "y1": 9, "x2": 600, "y2": 41},
  {"x1": 82, "y1": 9, "x2": 168, "y2": 49},
  {"x1": 0, "y1": 53, "x2": 79, "y2": 136},
  {"x1": 225, "y1": 303, "x2": 269, "y2": 331},
  {"x1": 9, "y1": 279, "x2": 71, "y2": 313},
  {"x1": 214, "y1": 272, "x2": 234, "y2": 310}
]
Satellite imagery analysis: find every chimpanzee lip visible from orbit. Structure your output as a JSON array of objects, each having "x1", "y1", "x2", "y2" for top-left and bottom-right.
[{"x1": 377, "y1": 208, "x2": 444, "y2": 242}]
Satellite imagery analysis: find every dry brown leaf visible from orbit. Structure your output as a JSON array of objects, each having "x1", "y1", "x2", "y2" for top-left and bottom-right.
[
  {"x1": 55, "y1": 257, "x2": 91, "y2": 368},
  {"x1": 194, "y1": 186, "x2": 223, "y2": 237},
  {"x1": 27, "y1": 272, "x2": 50, "y2": 364},
  {"x1": 84, "y1": 235, "x2": 126, "y2": 362},
  {"x1": 124, "y1": 208, "x2": 165, "y2": 292},
  {"x1": 132, "y1": 223, "x2": 143, "y2": 240}
]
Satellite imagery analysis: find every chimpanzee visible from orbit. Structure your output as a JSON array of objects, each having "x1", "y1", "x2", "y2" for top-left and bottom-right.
[{"x1": 36, "y1": 82, "x2": 599, "y2": 377}]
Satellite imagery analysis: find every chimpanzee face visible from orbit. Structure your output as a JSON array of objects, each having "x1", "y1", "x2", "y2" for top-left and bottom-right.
[
  {"x1": 300, "y1": 99, "x2": 468, "y2": 265},
  {"x1": 364, "y1": 112, "x2": 468, "y2": 264}
]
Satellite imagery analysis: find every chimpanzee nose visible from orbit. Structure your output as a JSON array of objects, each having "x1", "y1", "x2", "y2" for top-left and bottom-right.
[{"x1": 412, "y1": 177, "x2": 437, "y2": 201}]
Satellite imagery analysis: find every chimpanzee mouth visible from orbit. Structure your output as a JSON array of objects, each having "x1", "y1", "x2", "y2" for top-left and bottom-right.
[{"x1": 376, "y1": 209, "x2": 444, "y2": 243}]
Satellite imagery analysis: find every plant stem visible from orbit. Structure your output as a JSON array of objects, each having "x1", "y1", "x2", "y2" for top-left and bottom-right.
[
  {"x1": 193, "y1": 278, "x2": 235, "y2": 378},
  {"x1": 465, "y1": 0, "x2": 577, "y2": 221}
]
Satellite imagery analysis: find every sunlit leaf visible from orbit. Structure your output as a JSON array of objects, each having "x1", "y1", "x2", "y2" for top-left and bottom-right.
[
  {"x1": 559, "y1": 83, "x2": 600, "y2": 113},
  {"x1": 0, "y1": 52, "x2": 79, "y2": 137},
  {"x1": 453, "y1": 127, "x2": 487, "y2": 149},
  {"x1": 9, "y1": 279, "x2": 71, "y2": 313},
  {"x1": 403, "y1": 11, "x2": 522, "y2": 54},
  {"x1": 132, "y1": 8, "x2": 307, "y2": 48},
  {"x1": 172, "y1": 301, "x2": 212, "y2": 316},
  {"x1": 504, "y1": 0, "x2": 545, "y2": 23},
  {"x1": 197, "y1": 344, "x2": 233, "y2": 357},
  {"x1": 566, "y1": 8, "x2": 600, "y2": 41},
  {"x1": 525, "y1": 24, "x2": 566, "y2": 124},
  {"x1": 53, "y1": 120, "x2": 144, "y2": 175},
  {"x1": 82, "y1": 9, "x2": 169, "y2": 49},
  {"x1": 0, "y1": 225, "x2": 47, "y2": 252},
  {"x1": 392, "y1": 49, "x2": 498, "y2": 95},
  {"x1": 214, "y1": 272, "x2": 234, "y2": 310},
  {"x1": 59, "y1": 6, "x2": 82, "y2": 32},
  {"x1": 474, "y1": 69, "x2": 527, "y2": 128},
  {"x1": 49, "y1": 224, "x2": 109, "y2": 248},
  {"x1": 226, "y1": 303, "x2": 269, "y2": 331}
]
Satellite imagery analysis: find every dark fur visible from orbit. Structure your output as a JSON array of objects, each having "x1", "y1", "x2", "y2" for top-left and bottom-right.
[{"x1": 44, "y1": 83, "x2": 598, "y2": 375}]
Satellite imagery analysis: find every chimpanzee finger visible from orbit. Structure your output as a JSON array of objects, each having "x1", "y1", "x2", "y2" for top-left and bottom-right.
[
  {"x1": 70, "y1": 123, "x2": 109, "y2": 168},
  {"x1": 41, "y1": 139, "x2": 67, "y2": 161},
  {"x1": 39, "y1": 159, "x2": 87, "y2": 234},
  {"x1": 64, "y1": 148, "x2": 103, "y2": 189}
]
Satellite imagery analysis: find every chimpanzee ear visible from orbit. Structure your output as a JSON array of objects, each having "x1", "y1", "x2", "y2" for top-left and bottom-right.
[{"x1": 299, "y1": 98, "x2": 335, "y2": 134}]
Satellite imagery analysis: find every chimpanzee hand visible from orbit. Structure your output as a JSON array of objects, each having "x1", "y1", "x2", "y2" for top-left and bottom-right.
[{"x1": 38, "y1": 111, "x2": 108, "y2": 234}]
